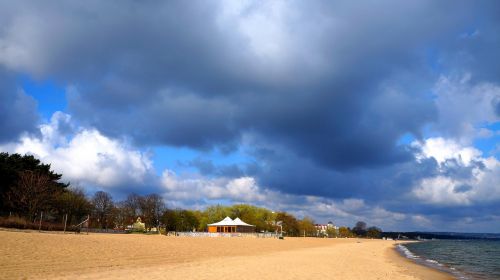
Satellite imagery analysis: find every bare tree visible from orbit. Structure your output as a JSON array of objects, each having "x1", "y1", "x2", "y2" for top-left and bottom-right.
[
  {"x1": 55, "y1": 187, "x2": 92, "y2": 225},
  {"x1": 353, "y1": 221, "x2": 367, "y2": 237},
  {"x1": 92, "y1": 191, "x2": 114, "y2": 229},
  {"x1": 5, "y1": 170, "x2": 55, "y2": 220},
  {"x1": 123, "y1": 193, "x2": 142, "y2": 223},
  {"x1": 139, "y1": 194, "x2": 165, "y2": 230}
]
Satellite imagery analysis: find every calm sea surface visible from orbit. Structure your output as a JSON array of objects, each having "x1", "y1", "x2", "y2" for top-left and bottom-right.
[{"x1": 398, "y1": 240, "x2": 500, "y2": 280}]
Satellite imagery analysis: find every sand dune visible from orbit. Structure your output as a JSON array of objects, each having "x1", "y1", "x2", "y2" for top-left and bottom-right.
[{"x1": 0, "y1": 229, "x2": 452, "y2": 280}]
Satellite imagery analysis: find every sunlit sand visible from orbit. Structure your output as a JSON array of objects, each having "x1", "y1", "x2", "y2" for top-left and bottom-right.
[{"x1": 0, "y1": 230, "x2": 452, "y2": 279}]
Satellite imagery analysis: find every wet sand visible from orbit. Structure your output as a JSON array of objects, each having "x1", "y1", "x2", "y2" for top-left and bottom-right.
[{"x1": 0, "y1": 229, "x2": 453, "y2": 280}]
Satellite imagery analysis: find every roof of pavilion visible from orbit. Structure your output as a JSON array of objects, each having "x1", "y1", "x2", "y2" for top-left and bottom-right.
[{"x1": 207, "y1": 216, "x2": 255, "y2": 227}]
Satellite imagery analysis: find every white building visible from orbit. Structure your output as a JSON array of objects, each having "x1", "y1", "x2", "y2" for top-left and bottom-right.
[{"x1": 314, "y1": 221, "x2": 338, "y2": 236}]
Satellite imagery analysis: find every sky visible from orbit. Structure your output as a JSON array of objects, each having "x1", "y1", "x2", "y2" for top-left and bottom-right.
[{"x1": 0, "y1": 0, "x2": 499, "y2": 232}]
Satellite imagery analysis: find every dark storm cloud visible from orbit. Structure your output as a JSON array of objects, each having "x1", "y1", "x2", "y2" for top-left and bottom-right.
[
  {"x1": 444, "y1": 2, "x2": 500, "y2": 83},
  {"x1": 250, "y1": 144, "x2": 437, "y2": 200},
  {"x1": 440, "y1": 159, "x2": 485, "y2": 180},
  {"x1": 0, "y1": 1, "x2": 495, "y2": 151},
  {"x1": 1, "y1": 0, "x2": 471, "y2": 166},
  {"x1": 0, "y1": 68, "x2": 39, "y2": 143},
  {"x1": 68, "y1": 88, "x2": 240, "y2": 149},
  {"x1": 238, "y1": 82, "x2": 437, "y2": 169},
  {"x1": 1, "y1": 0, "x2": 500, "y2": 229}
]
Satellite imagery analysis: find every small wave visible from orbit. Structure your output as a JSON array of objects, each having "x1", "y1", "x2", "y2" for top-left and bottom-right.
[
  {"x1": 396, "y1": 244, "x2": 418, "y2": 259},
  {"x1": 425, "y1": 259, "x2": 443, "y2": 266}
]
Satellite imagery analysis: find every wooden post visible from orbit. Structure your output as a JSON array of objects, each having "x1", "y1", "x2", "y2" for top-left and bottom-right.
[
  {"x1": 63, "y1": 214, "x2": 68, "y2": 233},
  {"x1": 87, "y1": 215, "x2": 90, "y2": 235},
  {"x1": 38, "y1": 211, "x2": 43, "y2": 232}
]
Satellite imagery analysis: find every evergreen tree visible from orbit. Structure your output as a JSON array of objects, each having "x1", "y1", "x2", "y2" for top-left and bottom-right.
[{"x1": 1, "y1": 152, "x2": 68, "y2": 216}]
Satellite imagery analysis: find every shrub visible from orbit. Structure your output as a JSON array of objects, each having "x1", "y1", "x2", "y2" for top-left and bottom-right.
[
  {"x1": 0, "y1": 216, "x2": 29, "y2": 229},
  {"x1": 0, "y1": 216, "x2": 77, "y2": 232}
]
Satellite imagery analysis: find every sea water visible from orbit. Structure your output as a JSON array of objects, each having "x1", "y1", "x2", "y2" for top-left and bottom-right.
[{"x1": 398, "y1": 240, "x2": 500, "y2": 280}]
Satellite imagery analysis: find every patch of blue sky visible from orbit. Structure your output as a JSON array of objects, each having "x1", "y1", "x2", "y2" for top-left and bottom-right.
[
  {"x1": 151, "y1": 145, "x2": 253, "y2": 175},
  {"x1": 483, "y1": 122, "x2": 500, "y2": 131},
  {"x1": 20, "y1": 76, "x2": 67, "y2": 121},
  {"x1": 396, "y1": 132, "x2": 416, "y2": 146},
  {"x1": 475, "y1": 122, "x2": 500, "y2": 157},
  {"x1": 151, "y1": 146, "x2": 199, "y2": 174}
]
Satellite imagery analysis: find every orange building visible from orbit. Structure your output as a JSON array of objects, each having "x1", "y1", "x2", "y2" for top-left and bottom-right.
[{"x1": 207, "y1": 217, "x2": 255, "y2": 233}]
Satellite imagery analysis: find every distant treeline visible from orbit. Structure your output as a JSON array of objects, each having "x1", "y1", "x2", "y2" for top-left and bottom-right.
[
  {"x1": 382, "y1": 232, "x2": 500, "y2": 240},
  {"x1": 0, "y1": 152, "x2": 382, "y2": 237}
]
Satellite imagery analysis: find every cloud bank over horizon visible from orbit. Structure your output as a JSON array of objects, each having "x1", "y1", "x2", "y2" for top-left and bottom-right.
[{"x1": 0, "y1": 0, "x2": 499, "y2": 232}]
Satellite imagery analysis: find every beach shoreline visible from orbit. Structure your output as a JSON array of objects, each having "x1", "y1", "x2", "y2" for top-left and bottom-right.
[
  {"x1": 0, "y1": 229, "x2": 454, "y2": 279},
  {"x1": 390, "y1": 241, "x2": 455, "y2": 280}
]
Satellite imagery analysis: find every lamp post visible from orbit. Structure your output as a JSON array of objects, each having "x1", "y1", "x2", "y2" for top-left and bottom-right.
[{"x1": 276, "y1": 221, "x2": 283, "y2": 239}]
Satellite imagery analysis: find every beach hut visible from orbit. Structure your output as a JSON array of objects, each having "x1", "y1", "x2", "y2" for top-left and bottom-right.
[{"x1": 207, "y1": 217, "x2": 255, "y2": 233}]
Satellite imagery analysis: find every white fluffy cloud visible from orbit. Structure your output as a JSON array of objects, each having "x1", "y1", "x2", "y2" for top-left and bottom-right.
[
  {"x1": 415, "y1": 137, "x2": 482, "y2": 166},
  {"x1": 413, "y1": 176, "x2": 474, "y2": 206},
  {"x1": 160, "y1": 170, "x2": 413, "y2": 229},
  {"x1": 0, "y1": 112, "x2": 153, "y2": 189},
  {"x1": 295, "y1": 197, "x2": 408, "y2": 229},
  {"x1": 160, "y1": 170, "x2": 267, "y2": 205},
  {"x1": 412, "y1": 137, "x2": 500, "y2": 206}
]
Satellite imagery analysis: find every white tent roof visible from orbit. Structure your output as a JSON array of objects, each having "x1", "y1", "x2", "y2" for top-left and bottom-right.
[
  {"x1": 207, "y1": 216, "x2": 235, "y2": 226},
  {"x1": 233, "y1": 217, "x2": 255, "y2": 227},
  {"x1": 207, "y1": 216, "x2": 255, "y2": 227}
]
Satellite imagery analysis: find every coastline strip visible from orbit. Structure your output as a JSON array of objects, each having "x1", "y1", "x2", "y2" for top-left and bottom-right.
[{"x1": 391, "y1": 242, "x2": 456, "y2": 280}]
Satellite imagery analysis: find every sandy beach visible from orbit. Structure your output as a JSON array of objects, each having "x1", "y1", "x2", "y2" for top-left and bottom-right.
[{"x1": 0, "y1": 229, "x2": 453, "y2": 280}]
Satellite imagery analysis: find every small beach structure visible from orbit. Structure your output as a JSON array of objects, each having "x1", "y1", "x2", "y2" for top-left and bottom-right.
[
  {"x1": 132, "y1": 217, "x2": 145, "y2": 231},
  {"x1": 207, "y1": 217, "x2": 255, "y2": 233}
]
